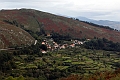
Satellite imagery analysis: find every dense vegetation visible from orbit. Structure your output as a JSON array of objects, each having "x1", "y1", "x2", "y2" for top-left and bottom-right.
[
  {"x1": 0, "y1": 51, "x2": 16, "y2": 72},
  {"x1": 84, "y1": 38, "x2": 120, "y2": 52},
  {"x1": 51, "y1": 32, "x2": 71, "y2": 44}
]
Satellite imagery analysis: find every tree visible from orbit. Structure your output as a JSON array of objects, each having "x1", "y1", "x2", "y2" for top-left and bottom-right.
[
  {"x1": 0, "y1": 51, "x2": 15, "y2": 72},
  {"x1": 16, "y1": 75, "x2": 24, "y2": 80},
  {"x1": 5, "y1": 76, "x2": 15, "y2": 80},
  {"x1": 40, "y1": 44, "x2": 47, "y2": 51},
  {"x1": 24, "y1": 55, "x2": 35, "y2": 62}
]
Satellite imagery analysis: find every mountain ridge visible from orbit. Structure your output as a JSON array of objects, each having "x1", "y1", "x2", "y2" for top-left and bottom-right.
[{"x1": 76, "y1": 16, "x2": 120, "y2": 30}]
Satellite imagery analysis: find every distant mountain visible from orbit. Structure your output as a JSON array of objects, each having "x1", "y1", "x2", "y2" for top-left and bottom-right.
[
  {"x1": 76, "y1": 16, "x2": 120, "y2": 30},
  {"x1": 0, "y1": 9, "x2": 120, "y2": 48}
]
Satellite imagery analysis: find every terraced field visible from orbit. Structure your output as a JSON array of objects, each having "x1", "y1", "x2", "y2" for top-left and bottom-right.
[{"x1": 11, "y1": 47, "x2": 120, "y2": 79}]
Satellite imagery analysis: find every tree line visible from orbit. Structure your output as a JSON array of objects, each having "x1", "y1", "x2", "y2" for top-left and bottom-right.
[{"x1": 83, "y1": 38, "x2": 120, "y2": 52}]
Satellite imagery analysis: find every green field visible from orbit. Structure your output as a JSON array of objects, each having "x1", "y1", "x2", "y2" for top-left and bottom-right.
[{"x1": 3, "y1": 47, "x2": 118, "y2": 80}]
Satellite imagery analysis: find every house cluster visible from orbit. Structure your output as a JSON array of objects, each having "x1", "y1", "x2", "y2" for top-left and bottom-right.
[{"x1": 41, "y1": 38, "x2": 84, "y2": 53}]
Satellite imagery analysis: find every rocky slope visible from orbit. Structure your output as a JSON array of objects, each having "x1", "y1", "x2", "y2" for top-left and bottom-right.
[{"x1": 0, "y1": 20, "x2": 35, "y2": 49}]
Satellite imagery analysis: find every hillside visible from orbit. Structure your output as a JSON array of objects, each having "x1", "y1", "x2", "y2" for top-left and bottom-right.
[
  {"x1": 0, "y1": 9, "x2": 120, "y2": 47},
  {"x1": 0, "y1": 20, "x2": 35, "y2": 49}
]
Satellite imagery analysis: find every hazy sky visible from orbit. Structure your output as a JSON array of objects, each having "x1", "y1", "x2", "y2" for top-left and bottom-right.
[{"x1": 0, "y1": 0, "x2": 120, "y2": 21}]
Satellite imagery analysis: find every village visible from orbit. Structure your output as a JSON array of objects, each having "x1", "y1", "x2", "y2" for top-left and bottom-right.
[{"x1": 40, "y1": 36, "x2": 90, "y2": 53}]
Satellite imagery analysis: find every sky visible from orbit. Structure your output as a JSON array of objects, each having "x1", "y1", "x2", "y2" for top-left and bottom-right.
[{"x1": 0, "y1": 0, "x2": 120, "y2": 21}]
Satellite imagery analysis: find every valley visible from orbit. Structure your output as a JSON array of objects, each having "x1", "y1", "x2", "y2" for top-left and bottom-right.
[{"x1": 0, "y1": 9, "x2": 120, "y2": 80}]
